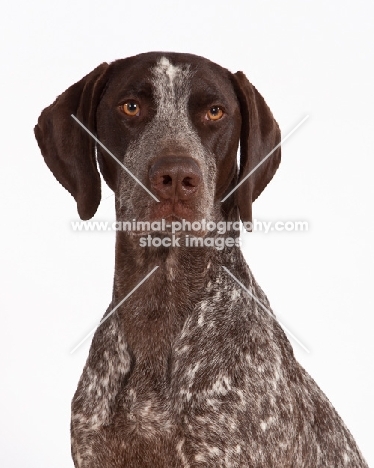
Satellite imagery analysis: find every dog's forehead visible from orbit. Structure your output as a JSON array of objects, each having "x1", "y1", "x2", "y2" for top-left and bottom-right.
[
  {"x1": 106, "y1": 53, "x2": 235, "y2": 100},
  {"x1": 152, "y1": 56, "x2": 187, "y2": 82},
  {"x1": 150, "y1": 56, "x2": 192, "y2": 102}
]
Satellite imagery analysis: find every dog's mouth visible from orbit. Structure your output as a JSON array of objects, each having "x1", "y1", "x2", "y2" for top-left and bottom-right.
[
  {"x1": 150, "y1": 200, "x2": 197, "y2": 221},
  {"x1": 120, "y1": 212, "x2": 209, "y2": 237},
  {"x1": 117, "y1": 199, "x2": 212, "y2": 238},
  {"x1": 165, "y1": 214, "x2": 182, "y2": 223},
  {"x1": 142, "y1": 203, "x2": 206, "y2": 234},
  {"x1": 125, "y1": 219, "x2": 207, "y2": 237}
]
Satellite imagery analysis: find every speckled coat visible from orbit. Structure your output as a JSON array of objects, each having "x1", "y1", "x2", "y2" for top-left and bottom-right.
[{"x1": 35, "y1": 52, "x2": 368, "y2": 467}]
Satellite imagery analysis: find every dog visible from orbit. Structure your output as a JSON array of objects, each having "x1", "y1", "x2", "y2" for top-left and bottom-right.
[{"x1": 35, "y1": 52, "x2": 368, "y2": 467}]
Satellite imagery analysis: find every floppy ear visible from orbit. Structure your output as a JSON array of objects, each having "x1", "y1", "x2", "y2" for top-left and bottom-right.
[
  {"x1": 34, "y1": 63, "x2": 110, "y2": 220},
  {"x1": 231, "y1": 71, "x2": 281, "y2": 229}
]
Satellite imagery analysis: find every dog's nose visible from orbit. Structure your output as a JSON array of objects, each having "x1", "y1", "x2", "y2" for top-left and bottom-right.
[{"x1": 149, "y1": 156, "x2": 202, "y2": 201}]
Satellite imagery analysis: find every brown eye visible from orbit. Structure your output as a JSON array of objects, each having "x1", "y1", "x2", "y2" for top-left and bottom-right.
[
  {"x1": 121, "y1": 101, "x2": 140, "y2": 116},
  {"x1": 206, "y1": 106, "x2": 224, "y2": 121}
]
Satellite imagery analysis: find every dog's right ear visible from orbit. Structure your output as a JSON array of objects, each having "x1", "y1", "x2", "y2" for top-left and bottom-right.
[{"x1": 34, "y1": 63, "x2": 110, "y2": 220}]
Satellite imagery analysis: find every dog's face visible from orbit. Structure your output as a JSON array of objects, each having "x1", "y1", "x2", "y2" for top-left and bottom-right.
[
  {"x1": 96, "y1": 54, "x2": 241, "y2": 232},
  {"x1": 35, "y1": 52, "x2": 281, "y2": 232}
]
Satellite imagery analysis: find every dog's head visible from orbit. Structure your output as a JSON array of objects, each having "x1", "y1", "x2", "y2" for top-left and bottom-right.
[{"x1": 35, "y1": 52, "x2": 280, "y2": 232}]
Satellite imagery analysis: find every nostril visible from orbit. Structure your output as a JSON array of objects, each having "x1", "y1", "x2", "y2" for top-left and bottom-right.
[
  {"x1": 182, "y1": 177, "x2": 195, "y2": 188},
  {"x1": 162, "y1": 175, "x2": 173, "y2": 185},
  {"x1": 149, "y1": 156, "x2": 202, "y2": 201}
]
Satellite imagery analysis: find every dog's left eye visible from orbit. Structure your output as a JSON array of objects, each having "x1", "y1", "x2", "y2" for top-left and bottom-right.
[
  {"x1": 120, "y1": 101, "x2": 140, "y2": 117},
  {"x1": 206, "y1": 106, "x2": 224, "y2": 121}
]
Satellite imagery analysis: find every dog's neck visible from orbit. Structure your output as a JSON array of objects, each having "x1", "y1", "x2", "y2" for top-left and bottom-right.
[
  {"x1": 112, "y1": 231, "x2": 244, "y2": 312},
  {"x1": 111, "y1": 232, "x2": 237, "y2": 382}
]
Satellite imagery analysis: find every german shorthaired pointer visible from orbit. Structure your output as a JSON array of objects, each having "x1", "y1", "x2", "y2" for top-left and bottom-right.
[{"x1": 35, "y1": 52, "x2": 368, "y2": 467}]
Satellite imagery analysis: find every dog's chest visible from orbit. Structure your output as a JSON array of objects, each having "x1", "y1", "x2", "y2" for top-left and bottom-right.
[
  {"x1": 101, "y1": 288, "x2": 227, "y2": 431},
  {"x1": 72, "y1": 286, "x2": 302, "y2": 467},
  {"x1": 110, "y1": 285, "x2": 267, "y2": 450}
]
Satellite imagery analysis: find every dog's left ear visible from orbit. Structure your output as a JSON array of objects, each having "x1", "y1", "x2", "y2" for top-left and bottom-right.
[
  {"x1": 230, "y1": 71, "x2": 281, "y2": 230},
  {"x1": 34, "y1": 63, "x2": 110, "y2": 220}
]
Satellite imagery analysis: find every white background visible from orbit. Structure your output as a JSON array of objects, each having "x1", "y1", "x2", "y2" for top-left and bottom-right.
[{"x1": 1, "y1": 0, "x2": 373, "y2": 466}]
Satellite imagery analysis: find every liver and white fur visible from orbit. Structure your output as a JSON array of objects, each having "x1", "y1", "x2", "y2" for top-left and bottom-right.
[{"x1": 35, "y1": 52, "x2": 368, "y2": 467}]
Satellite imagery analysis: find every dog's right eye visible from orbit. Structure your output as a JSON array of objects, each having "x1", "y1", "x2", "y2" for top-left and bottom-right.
[{"x1": 120, "y1": 101, "x2": 140, "y2": 117}]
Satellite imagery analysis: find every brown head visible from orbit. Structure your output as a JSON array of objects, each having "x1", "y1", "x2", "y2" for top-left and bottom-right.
[{"x1": 34, "y1": 52, "x2": 281, "y2": 232}]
